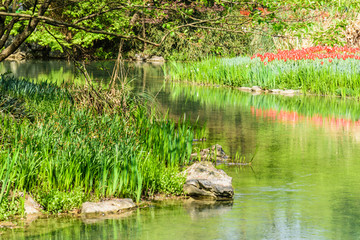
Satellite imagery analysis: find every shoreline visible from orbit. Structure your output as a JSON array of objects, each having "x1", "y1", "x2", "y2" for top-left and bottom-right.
[
  {"x1": 0, "y1": 194, "x2": 190, "y2": 231},
  {"x1": 168, "y1": 78, "x2": 357, "y2": 100}
]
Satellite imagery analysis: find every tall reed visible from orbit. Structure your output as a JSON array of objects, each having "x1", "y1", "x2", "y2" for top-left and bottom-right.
[{"x1": 0, "y1": 74, "x2": 197, "y2": 217}]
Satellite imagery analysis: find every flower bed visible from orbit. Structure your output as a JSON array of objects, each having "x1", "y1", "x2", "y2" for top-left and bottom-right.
[{"x1": 252, "y1": 46, "x2": 360, "y2": 63}]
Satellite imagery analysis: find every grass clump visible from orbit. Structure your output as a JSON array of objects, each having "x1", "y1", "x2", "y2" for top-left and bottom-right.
[
  {"x1": 0, "y1": 73, "x2": 198, "y2": 218},
  {"x1": 0, "y1": 196, "x2": 24, "y2": 221},
  {"x1": 34, "y1": 188, "x2": 86, "y2": 213}
]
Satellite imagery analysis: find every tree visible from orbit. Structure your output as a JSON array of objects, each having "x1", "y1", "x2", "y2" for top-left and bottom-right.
[
  {"x1": 0, "y1": 0, "x2": 52, "y2": 61},
  {"x1": 0, "y1": 0, "x2": 278, "y2": 61},
  {"x1": 0, "y1": 0, "x2": 357, "y2": 62}
]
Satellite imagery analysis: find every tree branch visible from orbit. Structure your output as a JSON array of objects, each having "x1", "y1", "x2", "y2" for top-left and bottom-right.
[
  {"x1": 0, "y1": 0, "x2": 53, "y2": 61},
  {"x1": 190, "y1": 25, "x2": 245, "y2": 34},
  {"x1": 0, "y1": 11, "x2": 160, "y2": 46},
  {"x1": 0, "y1": 17, "x2": 18, "y2": 49},
  {"x1": 0, "y1": 11, "x2": 234, "y2": 47},
  {"x1": 74, "y1": 6, "x2": 125, "y2": 24}
]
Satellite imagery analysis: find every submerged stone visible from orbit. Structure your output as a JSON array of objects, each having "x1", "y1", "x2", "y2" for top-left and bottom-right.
[
  {"x1": 81, "y1": 199, "x2": 135, "y2": 214},
  {"x1": 183, "y1": 161, "x2": 234, "y2": 200}
]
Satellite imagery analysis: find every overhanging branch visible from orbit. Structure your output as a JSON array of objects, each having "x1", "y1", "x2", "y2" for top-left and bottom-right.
[
  {"x1": 0, "y1": 11, "x2": 160, "y2": 46},
  {"x1": 0, "y1": 11, "x2": 241, "y2": 47}
]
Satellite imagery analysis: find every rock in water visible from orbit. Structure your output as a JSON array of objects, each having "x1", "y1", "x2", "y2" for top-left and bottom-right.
[
  {"x1": 190, "y1": 144, "x2": 229, "y2": 163},
  {"x1": 183, "y1": 161, "x2": 234, "y2": 200},
  {"x1": 81, "y1": 199, "x2": 135, "y2": 214}
]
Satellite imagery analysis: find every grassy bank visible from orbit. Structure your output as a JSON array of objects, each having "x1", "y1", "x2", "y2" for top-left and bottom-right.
[
  {"x1": 166, "y1": 47, "x2": 360, "y2": 98},
  {"x1": 0, "y1": 75, "x2": 199, "y2": 219}
]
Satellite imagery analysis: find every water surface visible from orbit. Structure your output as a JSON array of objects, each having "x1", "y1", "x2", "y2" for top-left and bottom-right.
[{"x1": 1, "y1": 61, "x2": 360, "y2": 239}]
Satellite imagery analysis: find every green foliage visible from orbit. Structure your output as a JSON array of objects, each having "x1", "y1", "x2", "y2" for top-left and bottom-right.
[
  {"x1": 0, "y1": 93, "x2": 30, "y2": 120},
  {"x1": 144, "y1": 24, "x2": 250, "y2": 61},
  {"x1": 136, "y1": 109, "x2": 194, "y2": 167},
  {"x1": 0, "y1": 195, "x2": 24, "y2": 221},
  {"x1": 27, "y1": 26, "x2": 71, "y2": 53},
  {"x1": 312, "y1": 19, "x2": 347, "y2": 46},
  {"x1": 158, "y1": 168, "x2": 185, "y2": 195},
  {"x1": 34, "y1": 188, "x2": 86, "y2": 213},
  {"x1": 140, "y1": 158, "x2": 186, "y2": 196},
  {"x1": 3, "y1": 0, "x2": 360, "y2": 61}
]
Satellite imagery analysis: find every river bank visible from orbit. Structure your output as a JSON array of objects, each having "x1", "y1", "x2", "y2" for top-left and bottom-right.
[
  {"x1": 0, "y1": 156, "x2": 235, "y2": 232},
  {"x1": 166, "y1": 47, "x2": 360, "y2": 98},
  {"x1": 0, "y1": 73, "x2": 199, "y2": 221},
  {"x1": 0, "y1": 62, "x2": 240, "y2": 230}
]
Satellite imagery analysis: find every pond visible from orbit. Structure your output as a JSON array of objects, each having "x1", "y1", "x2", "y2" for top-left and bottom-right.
[{"x1": 1, "y1": 60, "x2": 360, "y2": 239}]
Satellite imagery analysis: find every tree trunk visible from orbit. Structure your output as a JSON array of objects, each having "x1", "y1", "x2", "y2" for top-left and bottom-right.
[{"x1": 0, "y1": 0, "x2": 52, "y2": 62}]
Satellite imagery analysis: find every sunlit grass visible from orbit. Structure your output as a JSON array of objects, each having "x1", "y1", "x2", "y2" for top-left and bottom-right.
[
  {"x1": 166, "y1": 56, "x2": 360, "y2": 98},
  {"x1": 0, "y1": 75, "x2": 201, "y2": 218}
]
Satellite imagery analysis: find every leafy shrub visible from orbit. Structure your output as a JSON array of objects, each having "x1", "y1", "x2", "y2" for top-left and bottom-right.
[
  {"x1": 0, "y1": 195, "x2": 24, "y2": 220},
  {"x1": 34, "y1": 188, "x2": 86, "y2": 213},
  {"x1": 158, "y1": 167, "x2": 186, "y2": 195}
]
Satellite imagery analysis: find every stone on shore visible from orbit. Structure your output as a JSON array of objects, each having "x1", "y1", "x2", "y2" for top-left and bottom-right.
[
  {"x1": 269, "y1": 89, "x2": 283, "y2": 94},
  {"x1": 238, "y1": 87, "x2": 252, "y2": 92},
  {"x1": 6, "y1": 52, "x2": 26, "y2": 61},
  {"x1": 251, "y1": 86, "x2": 263, "y2": 92},
  {"x1": 81, "y1": 199, "x2": 135, "y2": 214},
  {"x1": 183, "y1": 161, "x2": 234, "y2": 200},
  {"x1": 190, "y1": 144, "x2": 229, "y2": 162},
  {"x1": 147, "y1": 55, "x2": 165, "y2": 62},
  {"x1": 22, "y1": 195, "x2": 42, "y2": 215},
  {"x1": 280, "y1": 89, "x2": 301, "y2": 95}
]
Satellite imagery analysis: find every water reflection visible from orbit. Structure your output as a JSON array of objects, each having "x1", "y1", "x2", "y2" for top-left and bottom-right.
[
  {"x1": 165, "y1": 84, "x2": 360, "y2": 154},
  {"x1": 183, "y1": 199, "x2": 233, "y2": 220}
]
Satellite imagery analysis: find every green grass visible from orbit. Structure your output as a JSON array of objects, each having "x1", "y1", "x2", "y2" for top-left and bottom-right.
[
  {"x1": 166, "y1": 57, "x2": 360, "y2": 98},
  {"x1": 0, "y1": 74, "x2": 200, "y2": 219}
]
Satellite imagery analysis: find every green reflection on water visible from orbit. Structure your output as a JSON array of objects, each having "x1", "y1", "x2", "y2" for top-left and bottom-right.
[
  {"x1": 1, "y1": 61, "x2": 360, "y2": 239},
  {"x1": 168, "y1": 84, "x2": 360, "y2": 121}
]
